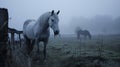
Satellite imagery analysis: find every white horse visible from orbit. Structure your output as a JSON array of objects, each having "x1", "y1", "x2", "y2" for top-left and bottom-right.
[{"x1": 23, "y1": 10, "x2": 60, "y2": 60}]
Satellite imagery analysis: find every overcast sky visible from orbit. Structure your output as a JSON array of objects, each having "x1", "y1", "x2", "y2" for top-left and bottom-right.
[{"x1": 0, "y1": 0, "x2": 120, "y2": 34}]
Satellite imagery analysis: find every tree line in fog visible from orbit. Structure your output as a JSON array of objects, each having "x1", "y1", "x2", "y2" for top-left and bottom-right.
[{"x1": 67, "y1": 15, "x2": 120, "y2": 35}]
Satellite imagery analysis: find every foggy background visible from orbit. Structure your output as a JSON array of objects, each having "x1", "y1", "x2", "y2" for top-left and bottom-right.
[{"x1": 1, "y1": 0, "x2": 120, "y2": 35}]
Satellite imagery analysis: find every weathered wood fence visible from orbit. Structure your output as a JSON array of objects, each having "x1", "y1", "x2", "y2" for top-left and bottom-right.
[
  {"x1": 0, "y1": 8, "x2": 8, "y2": 67},
  {"x1": 8, "y1": 27, "x2": 23, "y2": 46},
  {"x1": 0, "y1": 8, "x2": 31, "y2": 67}
]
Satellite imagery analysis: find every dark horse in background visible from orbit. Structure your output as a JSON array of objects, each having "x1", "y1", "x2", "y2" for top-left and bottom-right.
[{"x1": 75, "y1": 27, "x2": 91, "y2": 40}]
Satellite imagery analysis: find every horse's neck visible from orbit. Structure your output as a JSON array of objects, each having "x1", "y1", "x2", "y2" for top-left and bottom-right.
[{"x1": 35, "y1": 13, "x2": 50, "y2": 34}]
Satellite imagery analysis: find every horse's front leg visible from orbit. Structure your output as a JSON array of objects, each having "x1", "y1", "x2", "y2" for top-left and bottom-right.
[{"x1": 43, "y1": 41, "x2": 48, "y2": 61}]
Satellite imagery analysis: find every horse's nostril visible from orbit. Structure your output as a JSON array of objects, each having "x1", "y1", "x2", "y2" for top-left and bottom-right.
[{"x1": 54, "y1": 31, "x2": 59, "y2": 35}]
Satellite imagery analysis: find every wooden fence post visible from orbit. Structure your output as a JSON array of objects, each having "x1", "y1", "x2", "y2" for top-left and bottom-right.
[{"x1": 0, "y1": 8, "x2": 8, "y2": 67}]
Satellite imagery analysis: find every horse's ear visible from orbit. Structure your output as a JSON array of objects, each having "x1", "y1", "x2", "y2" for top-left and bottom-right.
[
  {"x1": 51, "y1": 10, "x2": 54, "y2": 15},
  {"x1": 57, "y1": 10, "x2": 60, "y2": 15}
]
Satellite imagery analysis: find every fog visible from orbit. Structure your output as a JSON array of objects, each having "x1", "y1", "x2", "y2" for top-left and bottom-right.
[
  {"x1": 68, "y1": 15, "x2": 120, "y2": 35},
  {"x1": 1, "y1": 0, "x2": 120, "y2": 34}
]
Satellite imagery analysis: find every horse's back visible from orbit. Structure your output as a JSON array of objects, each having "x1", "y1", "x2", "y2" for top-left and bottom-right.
[
  {"x1": 23, "y1": 19, "x2": 35, "y2": 29},
  {"x1": 23, "y1": 19, "x2": 36, "y2": 39},
  {"x1": 84, "y1": 30, "x2": 89, "y2": 34}
]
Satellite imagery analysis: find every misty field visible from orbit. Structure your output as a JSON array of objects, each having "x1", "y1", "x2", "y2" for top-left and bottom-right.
[
  {"x1": 9, "y1": 34, "x2": 120, "y2": 67},
  {"x1": 8, "y1": 35, "x2": 120, "y2": 67}
]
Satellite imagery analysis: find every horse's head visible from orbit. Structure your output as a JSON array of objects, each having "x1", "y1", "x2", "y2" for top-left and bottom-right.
[{"x1": 49, "y1": 10, "x2": 60, "y2": 36}]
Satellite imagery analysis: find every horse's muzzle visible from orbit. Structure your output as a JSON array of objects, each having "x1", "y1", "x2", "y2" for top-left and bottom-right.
[{"x1": 54, "y1": 30, "x2": 59, "y2": 35}]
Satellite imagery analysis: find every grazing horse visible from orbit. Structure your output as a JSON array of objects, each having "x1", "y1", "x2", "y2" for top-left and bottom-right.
[
  {"x1": 23, "y1": 10, "x2": 60, "y2": 60},
  {"x1": 75, "y1": 28, "x2": 91, "y2": 40}
]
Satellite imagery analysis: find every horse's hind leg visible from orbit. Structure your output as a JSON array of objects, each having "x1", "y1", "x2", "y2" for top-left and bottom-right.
[
  {"x1": 24, "y1": 35, "x2": 31, "y2": 55},
  {"x1": 31, "y1": 40, "x2": 35, "y2": 50}
]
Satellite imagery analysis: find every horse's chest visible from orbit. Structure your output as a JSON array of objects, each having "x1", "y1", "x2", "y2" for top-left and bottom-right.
[{"x1": 38, "y1": 33, "x2": 49, "y2": 41}]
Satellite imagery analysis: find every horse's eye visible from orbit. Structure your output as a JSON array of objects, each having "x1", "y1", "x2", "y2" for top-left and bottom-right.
[{"x1": 51, "y1": 19, "x2": 54, "y2": 22}]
